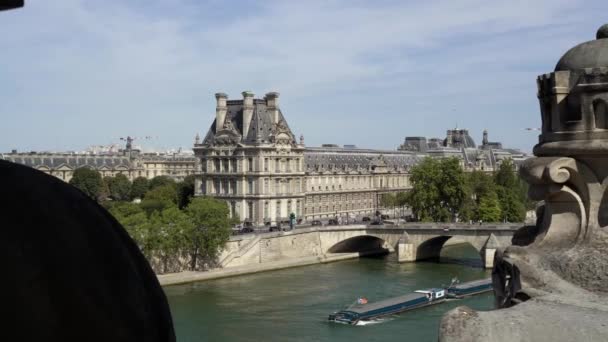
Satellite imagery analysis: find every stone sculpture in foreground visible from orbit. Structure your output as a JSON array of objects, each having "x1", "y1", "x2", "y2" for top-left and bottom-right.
[{"x1": 439, "y1": 24, "x2": 608, "y2": 342}]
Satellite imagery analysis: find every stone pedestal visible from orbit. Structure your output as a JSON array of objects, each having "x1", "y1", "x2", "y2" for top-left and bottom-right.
[
  {"x1": 439, "y1": 24, "x2": 608, "y2": 342},
  {"x1": 396, "y1": 232, "x2": 415, "y2": 262},
  {"x1": 481, "y1": 248, "x2": 495, "y2": 269}
]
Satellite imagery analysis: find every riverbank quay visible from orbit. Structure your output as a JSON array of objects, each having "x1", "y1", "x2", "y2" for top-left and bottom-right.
[
  {"x1": 158, "y1": 252, "x2": 361, "y2": 286},
  {"x1": 158, "y1": 223, "x2": 519, "y2": 286}
]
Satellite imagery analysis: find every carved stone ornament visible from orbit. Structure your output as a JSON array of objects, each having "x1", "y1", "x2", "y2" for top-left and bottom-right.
[
  {"x1": 270, "y1": 119, "x2": 295, "y2": 146},
  {"x1": 213, "y1": 118, "x2": 241, "y2": 146},
  {"x1": 439, "y1": 24, "x2": 608, "y2": 342}
]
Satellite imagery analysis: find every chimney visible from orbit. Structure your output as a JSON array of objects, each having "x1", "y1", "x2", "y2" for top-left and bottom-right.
[
  {"x1": 265, "y1": 92, "x2": 280, "y2": 124},
  {"x1": 242, "y1": 91, "x2": 254, "y2": 138},
  {"x1": 446, "y1": 130, "x2": 453, "y2": 147},
  {"x1": 482, "y1": 129, "x2": 488, "y2": 145},
  {"x1": 215, "y1": 92, "x2": 228, "y2": 133}
]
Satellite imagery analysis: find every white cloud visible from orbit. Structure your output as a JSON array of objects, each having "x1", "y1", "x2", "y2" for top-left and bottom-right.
[{"x1": 0, "y1": 0, "x2": 605, "y2": 152}]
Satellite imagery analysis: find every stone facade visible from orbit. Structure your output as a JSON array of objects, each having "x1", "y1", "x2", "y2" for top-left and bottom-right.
[
  {"x1": 0, "y1": 149, "x2": 197, "y2": 183},
  {"x1": 194, "y1": 92, "x2": 422, "y2": 225},
  {"x1": 196, "y1": 91, "x2": 528, "y2": 226},
  {"x1": 194, "y1": 91, "x2": 306, "y2": 224}
]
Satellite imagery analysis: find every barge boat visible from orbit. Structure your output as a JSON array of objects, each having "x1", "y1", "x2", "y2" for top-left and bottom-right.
[
  {"x1": 328, "y1": 288, "x2": 446, "y2": 325},
  {"x1": 445, "y1": 278, "x2": 493, "y2": 299}
]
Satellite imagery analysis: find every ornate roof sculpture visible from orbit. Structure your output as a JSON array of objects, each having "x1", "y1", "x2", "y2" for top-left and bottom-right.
[
  {"x1": 439, "y1": 24, "x2": 608, "y2": 342},
  {"x1": 202, "y1": 91, "x2": 297, "y2": 147}
]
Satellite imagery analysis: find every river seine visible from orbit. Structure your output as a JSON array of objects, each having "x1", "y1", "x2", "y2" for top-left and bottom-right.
[{"x1": 165, "y1": 244, "x2": 493, "y2": 342}]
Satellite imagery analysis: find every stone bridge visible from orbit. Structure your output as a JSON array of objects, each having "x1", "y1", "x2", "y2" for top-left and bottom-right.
[{"x1": 221, "y1": 223, "x2": 519, "y2": 269}]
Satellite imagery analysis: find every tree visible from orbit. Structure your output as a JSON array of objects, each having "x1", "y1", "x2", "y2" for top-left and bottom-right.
[
  {"x1": 108, "y1": 202, "x2": 150, "y2": 252},
  {"x1": 177, "y1": 175, "x2": 196, "y2": 209},
  {"x1": 406, "y1": 157, "x2": 441, "y2": 221},
  {"x1": 495, "y1": 159, "x2": 517, "y2": 188},
  {"x1": 495, "y1": 159, "x2": 528, "y2": 222},
  {"x1": 107, "y1": 174, "x2": 132, "y2": 201},
  {"x1": 130, "y1": 176, "x2": 149, "y2": 200},
  {"x1": 406, "y1": 157, "x2": 467, "y2": 222},
  {"x1": 69, "y1": 168, "x2": 103, "y2": 200},
  {"x1": 100, "y1": 176, "x2": 111, "y2": 201},
  {"x1": 140, "y1": 184, "x2": 178, "y2": 215},
  {"x1": 478, "y1": 191, "x2": 502, "y2": 222},
  {"x1": 438, "y1": 158, "x2": 467, "y2": 221},
  {"x1": 144, "y1": 184, "x2": 178, "y2": 205},
  {"x1": 496, "y1": 187, "x2": 526, "y2": 222},
  {"x1": 149, "y1": 207, "x2": 193, "y2": 273},
  {"x1": 149, "y1": 176, "x2": 176, "y2": 190},
  {"x1": 184, "y1": 197, "x2": 232, "y2": 270}
]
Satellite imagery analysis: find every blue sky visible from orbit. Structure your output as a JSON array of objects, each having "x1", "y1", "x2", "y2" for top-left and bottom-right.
[{"x1": 1, "y1": 0, "x2": 606, "y2": 153}]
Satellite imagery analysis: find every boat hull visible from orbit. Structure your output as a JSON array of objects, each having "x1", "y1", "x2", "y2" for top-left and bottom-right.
[{"x1": 328, "y1": 298, "x2": 446, "y2": 324}]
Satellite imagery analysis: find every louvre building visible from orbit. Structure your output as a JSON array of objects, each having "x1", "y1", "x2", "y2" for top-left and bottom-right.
[{"x1": 194, "y1": 91, "x2": 528, "y2": 225}]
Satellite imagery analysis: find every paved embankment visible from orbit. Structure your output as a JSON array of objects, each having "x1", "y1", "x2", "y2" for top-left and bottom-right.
[{"x1": 158, "y1": 252, "x2": 361, "y2": 286}]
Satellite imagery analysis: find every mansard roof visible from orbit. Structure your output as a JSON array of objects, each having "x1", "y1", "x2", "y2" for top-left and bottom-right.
[
  {"x1": 202, "y1": 99, "x2": 296, "y2": 146},
  {"x1": 304, "y1": 147, "x2": 423, "y2": 172},
  {"x1": 0, "y1": 153, "x2": 133, "y2": 170}
]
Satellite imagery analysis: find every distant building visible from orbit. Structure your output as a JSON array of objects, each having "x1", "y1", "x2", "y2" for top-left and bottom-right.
[
  {"x1": 194, "y1": 91, "x2": 422, "y2": 226},
  {"x1": 0, "y1": 146, "x2": 198, "y2": 183},
  {"x1": 398, "y1": 128, "x2": 527, "y2": 172}
]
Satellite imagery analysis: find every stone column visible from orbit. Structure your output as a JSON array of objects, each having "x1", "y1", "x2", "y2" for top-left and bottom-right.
[
  {"x1": 215, "y1": 93, "x2": 227, "y2": 133},
  {"x1": 242, "y1": 91, "x2": 254, "y2": 138},
  {"x1": 480, "y1": 233, "x2": 500, "y2": 269},
  {"x1": 397, "y1": 232, "x2": 415, "y2": 262}
]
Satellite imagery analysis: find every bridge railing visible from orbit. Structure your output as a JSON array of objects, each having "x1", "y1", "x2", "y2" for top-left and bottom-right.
[{"x1": 228, "y1": 222, "x2": 524, "y2": 241}]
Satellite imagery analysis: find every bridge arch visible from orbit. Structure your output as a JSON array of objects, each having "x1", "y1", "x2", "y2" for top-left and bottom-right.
[
  {"x1": 416, "y1": 235, "x2": 455, "y2": 261},
  {"x1": 327, "y1": 235, "x2": 390, "y2": 255}
]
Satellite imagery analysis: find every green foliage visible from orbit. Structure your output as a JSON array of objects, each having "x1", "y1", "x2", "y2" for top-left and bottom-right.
[
  {"x1": 496, "y1": 187, "x2": 526, "y2": 222},
  {"x1": 100, "y1": 176, "x2": 112, "y2": 201},
  {"x1": 149, "y1": 176, "x2": 176, "y2": 190},
  {"x1": 495, "y1": 160, "x2": 528, "y2": 222},
  {"x1": 108, "y1": 202, "x2": 149, "y2": 252},
  {"x1": 185, "y1": 197, "x2": 232, "y2": 269},
  {"x1": 148, "y1": 207, "x2": 193, "y2": 272},
  {"x1": 106, "y1": 174, "x2": 132, "y2": 201},
  {"x1": 477, "y1": 191, "x2": 502, "y2": 222},
  {"x1": 144, "y1": 184, "x2": 178, "y2": 205},
  {"x1": 69, "y1": 167, "x2": 103, "y2": 200},
  {"x1": 395, "y1": 192, "x2": 409, "y2": 207},
  {"x1": 177, "y1": 175, "x2": 196, "y2": 209},
  {"x1": 406, "y1": 157, "x2": 530, "y2": 223},
  {"x1": 406, "y1": 157, "x2": 467, "y2": 222},
  {"x1": 495, "y1": 159, "x2": 517, "y2": 188},
  {"x1": 140, "y1": 199, "x2": 172, "y2": 216},
  {"x1": 130, "y1": 176, "x2": 149, "y2": 200},
  {"x1": 380, "y1": 193, "x2": 397, "y2": 208}
]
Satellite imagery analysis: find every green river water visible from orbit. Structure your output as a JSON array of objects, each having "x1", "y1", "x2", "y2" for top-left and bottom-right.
[{"x1": 164, "y1": 244, "x2": 493, "y2": 342}]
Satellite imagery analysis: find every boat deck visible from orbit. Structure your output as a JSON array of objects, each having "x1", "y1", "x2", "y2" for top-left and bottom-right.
[
  {"x1": 451, "y1": 278, "x2": 491, "y2": 290},
  {"x1": 347, "y1": 292, "x2": 428, "y2": 314}
]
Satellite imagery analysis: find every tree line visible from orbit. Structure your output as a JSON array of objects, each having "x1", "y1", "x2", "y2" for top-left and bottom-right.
[
  {"x1": 68, "y1": 169, "x2": 235, "y2": 273},
  {"x1": 380, "y1": 158, "x2": 531, "y2": 223}
]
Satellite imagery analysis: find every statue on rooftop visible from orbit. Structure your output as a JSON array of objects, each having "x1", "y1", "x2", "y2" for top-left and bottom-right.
[{"x1": 439, "y1": 24, "x2": 608, "y2": 342}]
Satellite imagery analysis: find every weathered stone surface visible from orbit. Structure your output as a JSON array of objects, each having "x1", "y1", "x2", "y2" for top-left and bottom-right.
[{"x1": 440, "y1": 23, "x2": 608, "y2": 342}]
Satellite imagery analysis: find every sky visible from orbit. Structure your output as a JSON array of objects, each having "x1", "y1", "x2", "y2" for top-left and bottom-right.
[{"x1": 1, "y1": 0, "x2": 607, "y2": 153}]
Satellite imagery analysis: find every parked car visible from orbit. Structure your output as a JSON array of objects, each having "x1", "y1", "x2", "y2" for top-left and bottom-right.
[
  {"x1": 240, "y1": 227, "x2": 255, "y2": 234},
  {"x1": 369, "y1": 220, "x2": 383, "y2": 226},
  {"x1": 362, "y1": 217, "x2": 371, "y2": 222},
  {"x1": 311, "y1": 220, "x2": 323, "y2": 226},
  {"x1": 328, "y1": 218, "x2": 339, "y2": 225},
  {"x1": 269, "y1": 225, "x2": 282, "y2": 232},
  {"x1": 380, "y1": 214, "x2": 389, "y2": 220}
]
